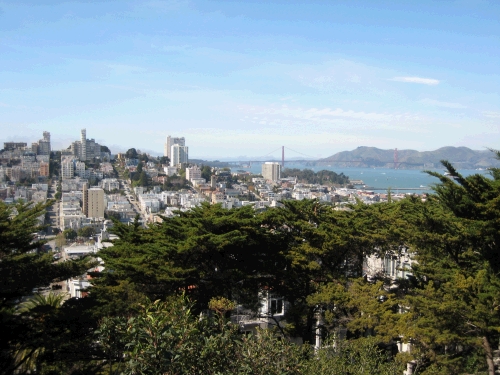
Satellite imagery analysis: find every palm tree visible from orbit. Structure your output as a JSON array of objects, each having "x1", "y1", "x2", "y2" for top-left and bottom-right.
[{"x1": 14, "y1": 292, "x2": 67, "y2": 373}]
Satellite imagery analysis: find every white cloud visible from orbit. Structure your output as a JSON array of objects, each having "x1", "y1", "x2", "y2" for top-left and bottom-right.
[
  {"x1": 391, "y1": 76, "x2": 440, "y2": 85},
  {"x1": 235, "y1": 104, "x2": 426, "y2": 133}
]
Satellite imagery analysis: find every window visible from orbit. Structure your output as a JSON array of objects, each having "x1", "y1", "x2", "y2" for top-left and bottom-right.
[
  {"x1": 402, "y1": 262, "x2": 412, "y2": 278},
  {"x1": 269, "y1": 295, "x2": 284, "y2": 315}
]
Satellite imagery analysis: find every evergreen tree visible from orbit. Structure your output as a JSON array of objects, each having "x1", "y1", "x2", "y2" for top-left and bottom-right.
[{"x1": 0, "y1": 200, "x2": 92, "y2": 375}]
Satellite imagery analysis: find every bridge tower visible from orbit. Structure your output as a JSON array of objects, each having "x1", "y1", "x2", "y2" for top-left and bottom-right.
[{"x1": 282, "y1": 146, "x2": 285, "y2": 168}]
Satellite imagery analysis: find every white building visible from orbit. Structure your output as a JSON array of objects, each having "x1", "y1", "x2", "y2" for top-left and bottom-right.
[
  {"x1": 61, "y1": 158, "x2": 75, "y2": 180},
  {"x1": 164, "y1": 136, "x2": 185, "y2": 159},
  {"x1": 171, "y1": 144, "x2": 188, "y2": 167},
  {"x1": 262, "y1": 162, "x2": 281, "y2": 182}
]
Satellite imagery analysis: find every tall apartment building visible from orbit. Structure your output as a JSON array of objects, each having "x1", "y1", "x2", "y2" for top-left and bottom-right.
[
  {"x1": 61, "y1": 158, "x2": 75, "y2": 180},
  {"x1": 171, "y1": 144, "x2": 188, "y2": 167},
  {"x1": 164, "y1": 136, "x2": 185, "y2": 160},
  {"x1": 70, "y1": 129, "x2": 102, "y2": 161},
  {"x1": 83, "y1": 184, "x2": 105, "y2": 218},
  {"x1": 38, "y1": 131, "x2": 51, "y2": 155},
  {"x1": 81, "y1": 129, "x2": 87, "y2": 161},
  {"x1": 262, "y1": 162, "x2": 281, "y2": 181}
]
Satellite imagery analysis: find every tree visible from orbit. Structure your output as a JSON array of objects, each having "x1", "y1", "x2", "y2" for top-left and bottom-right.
[
  {"x1": 125, "y1": 148, "x2": 138, "y2": 159},
  {"x1": 62, "y1": 228, "x2": 77, "y2": 241},
  {"x1": 0, "y1": 200, "x2": 92, "y2": 374},
  {"x1": 90, "y1": 203, "x2": 282, "y2": 316},
  {"x1": 388, "y1": 159, "x2": 500, "y2": 375},
  {"x1": 100, "y1": 145, "x2": 111, "y2": 153},
  {"x1": 259, "y1": 199, "x2": 403, "y2": 343},
  {"x1": 158, "y1": 156, "x2": 169, "y2": 165},
  {"x1": 96, "y1": 295, "x2": 309, "y2": 375},
  {"x1": 78, "y1": 226, "x2": 95, "y2": 238},
  {"x1": 54, "y1": 233, "x2": 66, "y2": 249},
  {"x1": 201, "y1": 165, "x2": 212, "y2": 181},
  {"x1": 305, "y1": 337, "x2": 404, "y2": 375}
]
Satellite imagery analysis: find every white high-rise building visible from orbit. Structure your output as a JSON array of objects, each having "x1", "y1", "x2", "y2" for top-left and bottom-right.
[
  {"x1": 171, "y1": 144, "x2": 188, "y2": 167},
  {"x1": 262, "y1": 162, "x2": 281, "y2": 181},
  {"x1": 61, "y1": 158, "x2": 75, "y2": 180},
  {"x1": 80, "y1": 129, "x2": 87, "y2": 161},
  {"x1": 164, "y1": 136, "x2": 185, "y2": 160}
]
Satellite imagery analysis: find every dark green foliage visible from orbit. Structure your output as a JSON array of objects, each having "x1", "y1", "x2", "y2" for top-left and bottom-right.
[
  {"x1": 125, "y1": 148, "x2": 138, "y2": 159},
  {"x1": 282, "y1": 168, "x2": 349, "y2": 185},
  {"x1": 201, "y1": 165, "x2": 212, "y2": 181},
  {"x1": 0, "y1": 200, "x2": 93, "y2": 375},
  {"x1": 77, "y1": 226, "x2": 95, "y2": 238},
  {"x1": 158, "y1": 156, "x2": 169, "y2": 165},
  {"x1": 100, "y1": 145, "x2": 111, "y2": 153},
  {"x1": 92, "y1": 204, "x2": 282, "y2": 315},
  {"x1": 62, "y1": 228, "x2": 77, "y2": 240}
]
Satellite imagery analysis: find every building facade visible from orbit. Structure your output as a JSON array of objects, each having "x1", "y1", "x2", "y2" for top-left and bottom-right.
[
  {"x1": 164, "y1": 136, "x2": 185, "y2": 160},
  {"x1": 83, "y1": 185, "x2": 105, "y2": 218},
  {"x1": 171, "y1": 144, "x2": 188, "y2": 167},
  {"x1": 262, "y1": 162, "x2": 281, "y2": 181}
]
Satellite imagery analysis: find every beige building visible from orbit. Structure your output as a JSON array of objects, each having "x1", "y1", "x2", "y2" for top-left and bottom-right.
[
  {"x1": 39, "y1": 162, "x2": 49, "y2": 177},
  {"x1": 186, "y1": 166, "x2": 201, "y2": 181},
  {"x1": 83, "y1": 185, "x2": 105, "y2": 218},
  {"x1": 262, "y1": 162, "x2": 281, "y2": 181}
]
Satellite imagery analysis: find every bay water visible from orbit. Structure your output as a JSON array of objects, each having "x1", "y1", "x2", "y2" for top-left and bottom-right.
[{"x1": 241, "y1": 163, "x2": 491, "y2": 194}]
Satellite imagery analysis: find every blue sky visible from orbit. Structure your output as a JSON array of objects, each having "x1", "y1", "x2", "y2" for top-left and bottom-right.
[{"x1": 0, "y1": 0, "x2": 499, "y2": 159}]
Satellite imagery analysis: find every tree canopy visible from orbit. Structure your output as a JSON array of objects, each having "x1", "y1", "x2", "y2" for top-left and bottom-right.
[{"x1": 0, "y1": 200, "x2": 92, "y2": 375}]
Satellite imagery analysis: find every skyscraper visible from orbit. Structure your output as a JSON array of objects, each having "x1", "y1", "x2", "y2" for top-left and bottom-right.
[
  {"x1": 262, "y1": 162, "x2": 281, "y2": 181},
  {"x1": 171, "y1": 144, "x2": 188, "y2": 167},
  {"x1": 38, "y1": 131, "x2": 51, "y2": 155},
  {"x1": 164, "y1": 136, "x2": 185, "y2": 160},
  {"x1": 80, "y1": 129, "x2": 87, "y2": 161}
]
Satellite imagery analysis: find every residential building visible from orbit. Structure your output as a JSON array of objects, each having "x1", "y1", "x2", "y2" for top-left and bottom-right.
[
  {"x1": 83, "y1": 185, "x2": 105, "y2": 218},
  {"x1": 164, "y1": 136, "x2": 185, "y2": 160},
  {"x1": 171, "y1": 144, "x2": 188, "y2": 167},
  {"x1": 262, "y1": 162, "x2": 281, "y2": 181},
  {"x1": 70, "y1": 128, "x2": 103, "y2": 161},
  {"x1": 3, "y1": 142, "x2": 27, "y2": 151},
  {"x1": 61, "y1": 158, "x2": 75, "y2": 180},
  {"x1": 39, "y1": 162, "x2": 49, "y2": 177},
  {"x1": 186, "y1": 166, "x2": 201, "y2": 181}
]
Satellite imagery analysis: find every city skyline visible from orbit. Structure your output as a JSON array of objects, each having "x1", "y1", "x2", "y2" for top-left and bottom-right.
[{"x1": 0, "y1": 1, "x2": 499, "y2": 159}]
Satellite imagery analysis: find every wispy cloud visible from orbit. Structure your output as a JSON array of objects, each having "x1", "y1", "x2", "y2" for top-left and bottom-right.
[
  {"x1": 420, "y1": 98, "x2": 466, "y2": 109},
  {"x1": 391, "y1": 76, "x2": 440, "y2": 85},
  {"x1": 236, "y1": 104, "x2": 426, "y2": 133},
  {"x1": 483, "y1": 111, "x2": 500, "y2": 119}
]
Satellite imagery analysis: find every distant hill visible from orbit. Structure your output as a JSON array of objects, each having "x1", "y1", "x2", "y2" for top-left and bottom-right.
[{"x1": 318, "y1": 146, "x2": 500, "y2": 169}]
